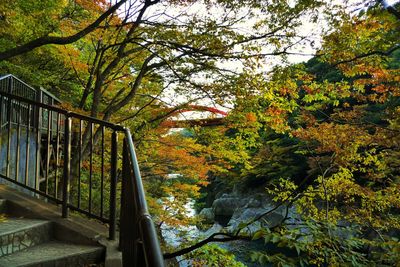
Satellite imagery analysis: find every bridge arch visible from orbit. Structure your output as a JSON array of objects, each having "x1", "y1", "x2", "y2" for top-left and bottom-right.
[{"x1": 159, "y1": 105, "x2": 227, "y2": 128}]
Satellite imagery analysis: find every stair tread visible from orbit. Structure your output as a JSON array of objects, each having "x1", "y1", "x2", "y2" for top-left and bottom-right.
[
  {"x1": 0, "y1": 218, "x2": 50, "y2": 236},
  {"x1": 0, "y1": 241, "x2": 103, "y2": 267}
]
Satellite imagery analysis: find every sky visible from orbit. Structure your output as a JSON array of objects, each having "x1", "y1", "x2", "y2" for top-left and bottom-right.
[{"x1": 385, "y1": 0, "x2": 400, "y2": 6}]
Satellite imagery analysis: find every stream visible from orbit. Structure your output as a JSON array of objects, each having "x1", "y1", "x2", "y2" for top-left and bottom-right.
[{"x1": 161, "y1": 200, "x2": 265, "y2": 267}]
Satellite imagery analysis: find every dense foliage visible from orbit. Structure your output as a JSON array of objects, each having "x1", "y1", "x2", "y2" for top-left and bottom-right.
[{"x1": 1, "y1": 0, "x2": 399, "y2": 266}]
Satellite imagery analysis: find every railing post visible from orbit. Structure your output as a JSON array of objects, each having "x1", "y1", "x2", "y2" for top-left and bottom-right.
[
  {"x1": 109, "y1": 131, "x2": 118, "y2": 240},
  {"x1": 120, "y1": 137, "x2": 136, "y2": 266},
  {"x1": 62, "y1": 115, "x2": 72, "y2": 218}
]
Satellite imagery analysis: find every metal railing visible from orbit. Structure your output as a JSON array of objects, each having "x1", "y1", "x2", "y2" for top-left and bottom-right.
[
  {"x1": 0, "y1": 74, "x2": 37, "y2": 100},
  {"x1": 0, "y1": 75, "x2": 164, "y2": 266},
  {"x1": 0, "y1": 75, "x2": 60, "y2": 131}
]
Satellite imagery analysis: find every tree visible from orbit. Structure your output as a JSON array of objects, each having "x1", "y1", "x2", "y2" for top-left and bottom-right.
[{"x1": 247, "y1": 4, "x2": 400, "y2": 265}]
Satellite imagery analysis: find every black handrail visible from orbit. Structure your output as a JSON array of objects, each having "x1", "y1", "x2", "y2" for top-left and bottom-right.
[
  {"x1": 0, "y1": 75, "x2": 164, "y2": 267},
  {"x1": 120, "y1": 129, "x2": 164, "y2": 266}
]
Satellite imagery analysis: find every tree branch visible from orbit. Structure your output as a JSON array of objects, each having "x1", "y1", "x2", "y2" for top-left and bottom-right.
[
  {"x1": 332, "y1": 44, "x2": 400, "y2": 67},
  {"x1": 0, "y1": 0, "x2": 129, "y2": 61},
  {"x1": 163, "y1": 233, "x2": 251, "y2": 259}
]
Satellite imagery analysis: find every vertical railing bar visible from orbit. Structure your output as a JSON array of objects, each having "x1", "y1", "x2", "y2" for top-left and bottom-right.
[
  {"x1": 8, "y1": 75, "x2": 12, "y2": 95},
  {"x1": 109, "y1": 131, "x2": 117, "y2": 240},
  {"x1": 0, "y1": 96, "x2": 3, "y2": 166},
  {"x1": 89, "y1": 122, "x2": 93, "y2": 214},
  {"x1": 62, "y1": 115, "x2": 72, "y2": 218},
  {"x1": 6, "y1": 77, "x2": 12, "y2": 178},
  {"x1": 6, "y1": 91, "x2": 12, "y2": 178},
  {"x1": 54, "y1": 113, "x2": 61, "y2": 198},
  {"x1": 15, "y1": 101, "x2": 22, "y2": 182},
  {"x1": 78, "y1": 120, "x2": 82, "y2": 208},
  {"x1": 0, "y1": 96, "x2": 2, "y2": 124},
  {"x1": 51, "y1": 98, "x2": 54, "y2": 132},
  {"x1": 35, "y1": 91, "x2": 42, "y2": 190},
  {"x1": 100, "y1": 126, "x2": 105, "y2": 218},
  {"x1": 45, "y1": 109, "x2": 52, "y2": 194},
  {"x1": 25, "y1": 104, "x2": 31, "y2": 186}
]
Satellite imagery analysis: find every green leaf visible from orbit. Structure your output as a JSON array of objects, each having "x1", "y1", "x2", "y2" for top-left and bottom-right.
[{"x1": 253, "y1": 230, "x2": 264, "y2": 240}]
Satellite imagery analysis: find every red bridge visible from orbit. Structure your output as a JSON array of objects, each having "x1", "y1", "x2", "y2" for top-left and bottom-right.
[{"x1": 159, "y1": 105, "x2": 227, "y2": 128}]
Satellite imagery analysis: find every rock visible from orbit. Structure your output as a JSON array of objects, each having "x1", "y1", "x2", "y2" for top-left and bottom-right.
[
  {"x1": 199, "y1": 208, "x2": 214, "y2": 224},
  {"x1": 227, "y1": 204, "x2": 292, "y2": 234},
  {"x1": 207, "y1": 191, "x2": 300, "y2": 234},
  {"x1": 220, "y1": 193, "x2": 230, "y2": 199},
  {"x1": 201, "y1": 223, "x2": 223, "y2": 237},
  {"x1": 212, "y1": 197, "x2": 247, "y2": 217},
  {"x1": 227, "y1": 208, "x2": 267, "y2": 233},
  {"x1": 264, "y1": 212, "x2": 285, "y2": 227},
  {"x1": 247, "y1": 198, "x2": 261, "y2": 208}
]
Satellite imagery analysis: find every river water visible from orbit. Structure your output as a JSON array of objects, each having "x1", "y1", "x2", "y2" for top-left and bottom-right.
[{"x1": 161, "y1": 200, "x2": 264, "y2": 267}]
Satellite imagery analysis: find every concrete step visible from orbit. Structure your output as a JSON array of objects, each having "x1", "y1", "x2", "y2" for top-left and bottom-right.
[
  {"x1": 0, "y1": 218, "x2": 52, "y2": 256},
  {"x1": 0, "y1": 188, "x2": 108, "y2": 266},
  {"x1": 0, "y1": 241, "x2": 104, "y2": 267}
]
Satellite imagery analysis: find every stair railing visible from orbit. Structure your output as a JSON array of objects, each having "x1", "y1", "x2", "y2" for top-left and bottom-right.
[{"x1": 0, "y1": 75, "x2": 164, "y2": 267}]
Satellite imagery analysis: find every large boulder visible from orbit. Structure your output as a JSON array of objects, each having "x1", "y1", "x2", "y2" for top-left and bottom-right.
[
  {"x1": 199, "y1": 208, "x2": 214, "y2": 224},
  {"x1": 212, "y1": 197, "x2": 248, "y2": 217},
  {"x1": 207, "y1": 191, "x2": 300, "y2": 233},
  {"x1": 227, "y1": 206, "x2": 286, "y2": 233}
]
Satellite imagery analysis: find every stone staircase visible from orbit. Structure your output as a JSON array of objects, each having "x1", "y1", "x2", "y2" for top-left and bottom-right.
[{"x1": 0, "y1": 198, "x2": 105, "y2": 267}]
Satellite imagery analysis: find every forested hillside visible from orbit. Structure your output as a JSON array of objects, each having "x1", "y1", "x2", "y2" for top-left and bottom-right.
[{"x1": 1, "y1": 0, "x2": 399, "y2": 266}]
